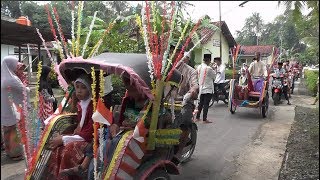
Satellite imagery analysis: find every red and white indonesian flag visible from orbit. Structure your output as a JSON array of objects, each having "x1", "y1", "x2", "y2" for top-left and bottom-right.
[
  {"x1": 92, "y1": 98, "x2": 113, "y2": 126},
  {"x1": 133, "y1": 119, "x2": 148, "y2": 143}
]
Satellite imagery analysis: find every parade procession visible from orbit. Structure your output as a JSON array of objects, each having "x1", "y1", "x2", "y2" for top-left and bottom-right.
[{"x1": 1, "y1": 1, "x2": 319, "y2": 180}]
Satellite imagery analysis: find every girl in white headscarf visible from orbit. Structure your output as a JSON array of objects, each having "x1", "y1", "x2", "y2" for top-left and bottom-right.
[{"x1": 1, "y1": 56, "x2": 29, "y2": 160}]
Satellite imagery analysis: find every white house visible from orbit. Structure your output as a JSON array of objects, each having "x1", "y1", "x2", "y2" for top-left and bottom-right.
[{"x1": 193, "y1": 21, "x2": 237, "y2": 65}]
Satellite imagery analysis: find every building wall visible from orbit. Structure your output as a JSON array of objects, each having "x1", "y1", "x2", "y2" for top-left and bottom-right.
[
  {"x1": 1, "y1": 44, "x2": 18, "y2": 62},
  {"x1": 194, "y1": 32, "x2": 231, "y2": 65}
]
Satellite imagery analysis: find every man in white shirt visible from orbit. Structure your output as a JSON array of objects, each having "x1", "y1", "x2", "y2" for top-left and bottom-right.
[
  {"x1": 213, "y1": 57, "x2": 228, "y2": 102},
  {"x1": 248, "y1": 52, "x2": 268, "y2": 78},
  {"x1": 195, "y1": 54, "x2": 215, "y2": 123}
]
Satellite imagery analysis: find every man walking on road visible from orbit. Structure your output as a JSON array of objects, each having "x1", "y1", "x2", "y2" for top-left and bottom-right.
[
  {"x1": 195, "y1": 54, "x2": 215, "y2": 123},
  {"x1": 213, "y1": 57, "x2": 228, "y2": 103}
]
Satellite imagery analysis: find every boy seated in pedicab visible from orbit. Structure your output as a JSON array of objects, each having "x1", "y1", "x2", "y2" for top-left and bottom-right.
[
  {"x1": 45, "y1": 74, "x2": 95, "y2": 180},
  {"x1": 60, "y1": 72, "x2": 152, "y2": 179},
  {"x1": 235, "y1": 68, "x2": 249, "y2": 100}
]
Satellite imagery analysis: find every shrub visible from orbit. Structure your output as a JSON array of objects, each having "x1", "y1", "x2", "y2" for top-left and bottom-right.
[
  {"x1": 225, "y1": 69, "x2": 240, "y2": 80},
  {"x1": 305, "y1": 70, "x2": 319, "y2": 96}
]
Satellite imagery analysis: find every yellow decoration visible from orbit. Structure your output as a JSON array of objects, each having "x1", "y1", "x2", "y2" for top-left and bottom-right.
[
  {"x1": 104, "y1": 131, "x2": 132, "y2": 180},
  {"x1": 155, "y1": 138, "x2": 180, "y2": 145},
  {"x1": 34, "y1": 61, "x2": 42, "y2": 110},
  {"x1": 26, "y1": 113, "x2": 76, "y2": 180},
  {"x1": 147, "y1": 80, "x2": 165, "y2": 150},
  {"x1": 88, "y1": 21, "x2": 115, "y2": 58},
  {"x1": 99, "y1": 69, "x2": 105, "y2": 100},
  {"x1": 156, "y1": 129, "x2": 182, "y2": 136},
  {"x1": 91, "y1": 67, "x2": 97, "y2": 111}
]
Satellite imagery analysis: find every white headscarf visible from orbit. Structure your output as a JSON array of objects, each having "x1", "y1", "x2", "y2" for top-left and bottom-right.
[
  {"x1": 1, "y1": 56, "x2": 28, "y2": 126},
  {"x1": 74, "y1": 76, "x2": 92, "y2": 128}
]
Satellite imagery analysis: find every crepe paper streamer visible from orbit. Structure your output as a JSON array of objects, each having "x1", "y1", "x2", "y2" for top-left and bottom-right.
[
  {"x1": 88, "y1": 21, "x2": 115, "y2": 58},
  {"x1": 141, "y1": 7, "x2": 154, "y2": 82},
  {"x1": 71, "y1": 9, "x2": 75, "y2": 56},
  {"x1": 166, "y1": 18, "x2": 202, "y2": 81},
  {"x1": 103, "y1": 131, "x2": 132, "y2": 180},
  {"x1": 99, "y1": 70, "x2": 105, "y2": 99},
  {"x1": 82, "y1": 11, "x2": 98, "y2": 57},
  {"x1": 99, "y1": 125, "x2": 104, "y2": 163},
  {"x1": 45, "y1": 4, "x2": 64, "y2": 60},
  {"x1": 36, "y1": 28, "x2": 54, "y2": 64},
  {"x1": 147, "y1": 80, "x2": 165, "y2": 150},
  {"x1": 91, "y1": 66, "x2": 99, "y2": 180},
  {"x1": 54, "y1": 64, "x2": 68, "y2": 92},
  {"x1": 75, "y1": 1, "x2": 84, "y2": 57},
  {"x1": 34, "y1": 119, "x2": 41, "y2": 149},
  {"x1": 164, "y1": 19, "x2": 190, "y2": 79},
  {"x1": 7, "y1": 86, "x2": 30, "y2": 168},
  {"x1": 52, "y1": 7, "x2": 69, "y2": 58},
  {"x1": 33, "y1": 62, "x2": 42, "y2": 111},
  {"x1": 161, "y1": 2, "x2": 178, "y2": 74},
  {"x1": 155, "y1": 129, "x2": 182, "y2": 136},
  {"x1": 155, "y1": 138, "x2": 180, "y2": 146}
]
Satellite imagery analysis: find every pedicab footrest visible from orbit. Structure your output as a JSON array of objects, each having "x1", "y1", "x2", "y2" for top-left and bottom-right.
[
  {"x1": 154, "y1": 129, "x2": 182, "y2": 147},
  {"x1": 248, "y1": 91, "x2": 261, "y2": 97}
]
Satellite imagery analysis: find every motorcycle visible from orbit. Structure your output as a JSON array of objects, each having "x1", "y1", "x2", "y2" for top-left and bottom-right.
[
  {"x1": 271, "y1": 74, "x2": 288, "y2": 105},
  {"x1": 293, "y1": 67, "x2": 300, "y2": 81},
  {"x1": 209, "y1": 79, "x2": 230, "y2": 107}
]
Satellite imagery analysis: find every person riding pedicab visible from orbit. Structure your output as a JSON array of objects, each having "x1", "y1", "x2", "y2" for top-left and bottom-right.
[
  {"x1": 166, "y1": 43, "x2": 199, "y2": 161},
  {"x1": 273, "y1": 62, "x2": 291, "y2": 105},
  {"x1": 248, "y1": 52, "x2": 268, "y2": 79}
]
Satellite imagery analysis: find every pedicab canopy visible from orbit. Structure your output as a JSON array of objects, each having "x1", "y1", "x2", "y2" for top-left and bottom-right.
[{"x1": 59, "y1": 52, "x2": 183, "y2": 100}]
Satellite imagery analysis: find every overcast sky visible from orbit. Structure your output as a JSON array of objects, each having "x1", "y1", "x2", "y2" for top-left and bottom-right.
[
  {"x1": 128, "y1": 1, "x2": 290, "y2": 38},
  {"x1": 37, "y1": 1, "x2": 303, "y2": 38}
]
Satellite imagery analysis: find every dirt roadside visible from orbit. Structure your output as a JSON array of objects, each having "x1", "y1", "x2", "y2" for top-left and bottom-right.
[{"x1": 229, "y1": 78, "x2": 318, "y2": 180}]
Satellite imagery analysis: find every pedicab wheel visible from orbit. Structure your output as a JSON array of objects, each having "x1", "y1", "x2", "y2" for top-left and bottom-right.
[
  {"x1": 147, "y1": 169, "x2": 170, "y2": 180},
  {"x1": 209, "y1": 98, "x2": 214, "y2": 107},
  {"x1": 261, "y1": 94, "x2": 269, "y2": 118},
  {"x1": 273, "y1": 93, "x2": 280, "y2": 106},
  {"x1": 180, "y1": 123, "x2": 197, "y2": 163},
  {"x1": 230, "y1": 102, "x2": 236, "y2": 114}
]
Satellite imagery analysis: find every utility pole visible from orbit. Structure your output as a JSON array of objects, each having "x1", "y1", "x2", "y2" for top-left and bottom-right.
[{"x1": 219, "y1": 1, "x2": 222, "y2": 60}]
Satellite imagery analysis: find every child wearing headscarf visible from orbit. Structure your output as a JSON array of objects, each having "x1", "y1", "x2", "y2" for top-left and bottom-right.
[
  {"x1": 45, "y1": 74, "x2": 94, "y2": 180},
  {"x1": 1, "y1": 56, "x2": 29, "y2": 160}
]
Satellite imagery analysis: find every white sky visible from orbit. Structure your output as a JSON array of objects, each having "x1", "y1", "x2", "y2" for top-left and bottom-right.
[
  {"x1": 36, "y1": 1, "x2": 302, "y2": 38},
  {"x1": 128, "y1": 1, "x2": 288, "y2": 38}
]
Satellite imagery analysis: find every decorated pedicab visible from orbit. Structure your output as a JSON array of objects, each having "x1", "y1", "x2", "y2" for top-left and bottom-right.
[
  {"x1": 228, "y1": 46, "x2": 278, "y2": 118},
  {"x1": 27, "y1": 52, "x2": 199, "y2": 180},
  {"x1": 16, "y1": 1, "x2": 212, "y2": 180}
]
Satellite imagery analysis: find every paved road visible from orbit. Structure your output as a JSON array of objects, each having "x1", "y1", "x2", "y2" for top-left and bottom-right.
[
  {"x1": 2, "y1": 82, "x2": 302, "y2": 180},
  {"x1": 171, "y1": 102, "x2": 275, "y2": 180}
]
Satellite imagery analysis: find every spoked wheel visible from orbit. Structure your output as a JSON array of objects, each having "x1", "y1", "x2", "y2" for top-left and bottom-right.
[
  {"x1": 261, "y1": 93, "x2": 269, "y2": 118},
  {"x1": 209, "y1": 98, "x2": 214, "y2": 107},
  {"x1": 230, "y1": 101, "x2": 236, "y2": 114},
  {"x1": 180, "y1": 123, "x2": 197, "y2": 163},
  {"x1": 273, "y1": 93, "x2": 280, "y2": 106},
  {"x1": 147, "y1": 169, "x2": 170, "y2": 180}
]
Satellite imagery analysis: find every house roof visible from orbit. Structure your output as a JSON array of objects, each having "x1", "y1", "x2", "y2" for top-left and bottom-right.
[
  {"x1": 212, "y1": 21, "x2": 236, "y2": 47},
  {"x1": 198, "y1": 21, "x2": 236, "y2": 47},
  {"x1": 1, "y1": 19, "x2": 71, "y2": 46},
  {"x1": 240, "y1": 45, "x2": 276, "y2": 56}
]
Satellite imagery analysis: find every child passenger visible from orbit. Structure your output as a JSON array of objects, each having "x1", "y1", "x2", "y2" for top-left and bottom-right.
[
  {"x1": 45, "y1": 74, "x2": 94, "y2": 180},
  {"x1": 60, "y1": 73, "x2": 150, "y2": 179}
]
